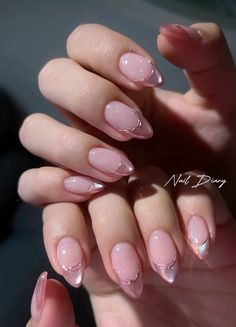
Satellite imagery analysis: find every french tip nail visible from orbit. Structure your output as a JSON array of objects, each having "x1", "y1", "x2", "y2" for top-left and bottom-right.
[
  {"x1": 31, "y1": 271, "x2": 48, "y2": 323},
  {"x1": 191, "y1": 238, "x2": 209, "y2": 260},
  {"x1": 144, "y1": 67, "x2": 163, "y2": 87},
  {"x1": 90, "y1": 181, "x2": 105, "y2": 192},
  {"x1": 153, "y1": 260, "x2": 178, "y2": 284},
  {"x1": 120, "y1": 270, "x2": 143, "y2": 299},
  {"x1": 63, "y1": 262, "x2": 85, "y2": 288},
  {"x1": 116, "y1": 158, "x2": 135, "y2": 176}
]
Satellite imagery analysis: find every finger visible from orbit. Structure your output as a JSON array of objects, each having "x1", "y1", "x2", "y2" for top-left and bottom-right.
[
  {"x1": 39, "y1": 58, "x2": 153, "y2": 141},
  {"x1": 43, "y1": 203, "x2": 90, "y2": 288},
  {"x1": 175, "y1": 171, "x2": 232, "y2": 260},
  {"x1": 19, "y1": 113, "x2": 134, "y2": 183},
  {"x1": 157, "y1": 22, "x2": 236, "y2": 100},
  {"x1": 128, "y1": 166, "x2": 184, "y2": 284},
  {"x1": 28, "y1": 272, "x2": 78, "y2": 327},
  {"x1": 67, "y1": 24, "x2": 163, "y2": 89},
  {"x1": 18, "y1": 167, "x2": 105, "y2": 205},
  {"x1": 88, "y1": 181, "x2": 146, "y2": 299}
]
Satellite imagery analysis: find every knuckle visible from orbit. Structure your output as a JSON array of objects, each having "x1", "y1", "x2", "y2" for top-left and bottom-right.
[
  {"x1": 38, "y1": 58, "x2": 72, "y2": 92},
  {"x1": 19, "y1": 113, "x2": 43, "y2": 145},
  {"x1": 55, "y1": 129, "x2": 79, "y2": 162}
]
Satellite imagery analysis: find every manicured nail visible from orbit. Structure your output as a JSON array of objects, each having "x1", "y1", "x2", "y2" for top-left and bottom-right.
[
  {"x1": 88, "y1": 148, "x2": 134, "y2": 176},
  {"x1": 187, "y1": 216, "x2": 209, "y2": 260},
  {"x1": 105, "y1": 101, "x2": 153, "y2": 139},
  {"x1": 149, "y1": 230, "x2": 178, "y2": 283},
  {"x1": 31, "y1": 271, "x2": 47, "y2": 323},
  {"x1": 64, "y1": 176, "x2": 105, "y2": 195},
  {"x1": 160, "y1": 24, "x2": 201, "y2": 41},
  {"x1": 57, "y1": 237, "x2": 85, "y2": 288},
  {"x1": 111, "y1": 243, "x2": 143, "y2": 299},
  {"x1": 119, "y1": 52, "x2": 162, "y2": 87}
]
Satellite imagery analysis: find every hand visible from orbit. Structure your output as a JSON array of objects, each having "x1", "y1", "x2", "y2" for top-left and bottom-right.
[{"x1": 19, "y1": 23, "x2": 236, "y2": 326}]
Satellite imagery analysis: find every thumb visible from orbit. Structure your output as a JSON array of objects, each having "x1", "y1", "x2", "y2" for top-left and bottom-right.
[
  {"x1": 157, "y1": 22, "x2": 236, "y2": 101},
  {"x1": 26, "y1": 272, "x2": 78, "y2": 327}
]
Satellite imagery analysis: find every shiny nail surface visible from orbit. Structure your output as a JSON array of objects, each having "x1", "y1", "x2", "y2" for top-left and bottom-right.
[
  {"x1": 105, "y1": 101, "x2": 153, "y2": 138},
  {"x1": 88, "y1": 148, "x2": 134, "y2": 176},
  {"x1": 119, "y1": 52, "x2": 162, "y2": 87},
  {"x1": 187, "y1": 215, "x2": 209, "y2": 259},
  {"x1": 160, "y1": 24, "x2": 202, "y2": 41},
  {"x1": 64, "y1": 176, "x2": 104, "y2": 195},
  {"x1": 31, "y1": 271, "x2": 47, "y2": 323},
  {"x1": 149, "y1": 230, "x2": 178, "y2": 283},
  {"x1": 57, "y1": 237, "x2": 85, "y2": 288},
  {"x1": 111, "y1": 243, "x2": 143, "y2": 298}
]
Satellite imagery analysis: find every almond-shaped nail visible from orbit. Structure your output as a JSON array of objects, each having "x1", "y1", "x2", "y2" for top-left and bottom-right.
[
  {"x1": 160, "y1": 24, "x2": 202, "y2": 41},
  {"x1": 64, "y1": 176, "x2": 105, "y2": 195},
  {"x1": 119, "y1": 52, "x2": 162, "y2": 87},
  {"x1": 57, "y1": 237, "x2": 85, "y2": 288},
  {"x1": 111, "y1": 243, "x2": 143, "y2": 299},
  {"x1": 187, "y1": 216, "x2": 209, "y2": 259},
  {"x1": 105, "y1": 101, "x2": 153, "y2": 139},
  {"x1": 31, "y1": 271, "x2": 47, "y2": 323},
  {"x1": 88, "y1": 148, "x2": 134, "y2": 176},
  {"x1": 149, "y1": 230, "x2": 178, "y2": 283}
]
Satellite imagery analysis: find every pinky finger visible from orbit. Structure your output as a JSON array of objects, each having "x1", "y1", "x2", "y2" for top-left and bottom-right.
[
  {"x1": 27, "y1": 272, "x2": 79, "y2": 327},
  {"x1": 18, "y1": 166, "x2": 105, "y2": 206}
]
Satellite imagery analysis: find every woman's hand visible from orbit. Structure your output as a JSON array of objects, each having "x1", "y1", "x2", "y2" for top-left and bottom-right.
[{"x1": 19, "y1": 22, "x2": 236, "y2": 326}]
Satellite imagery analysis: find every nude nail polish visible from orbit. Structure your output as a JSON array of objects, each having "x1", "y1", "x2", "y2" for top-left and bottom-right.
[
  {"x1": 160, "y1": 24, "x2": 202, "y2": 41},
  {"x1": 111, "y1": 243, "x2": 143, "y2": 298},
  {"x1": 187, "y1": 216, "x2": 209, "y2": 259},
  {"x1": 119, "y1": 52, "x2": 162, "y2": 87},
  {"x1": 88, "y1": 148, "x2": 134, "y2": 176},
  {"x1": 149, "y1": 230, "x2": 178, "y2": 283},
  {"x1": 31, "y1": 271, "x2": 47, "y2": 323},
  {"x1": 57, "y1": 237, "x2": 85, "y2": 288},
  {"x1": 104, "y1": 101, "x2": 153, "y2": 139},
  {"x1": 64, "y1": 176, "x2": 104, "y2": 195}
]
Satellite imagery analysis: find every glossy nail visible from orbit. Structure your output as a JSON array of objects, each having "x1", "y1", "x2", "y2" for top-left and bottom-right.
[
  {"x1": 111, "y1": 243, "x2": 143, "y2": 298},
  {"x1": 119, "y1": 52, "x2": 162, "y2": 87},
  {"x1": 149, "y1": 230, "x2": 178, "y2": 283},
  {"x1": 160, "y1": 24, "x2": 201, "y2": 41},
  {"x1": 105, "y1": 101, "x2": 153, "y2": 139},
  {"x1": 57, "y1": 237, "x2": 85, "y2": 288},
  {"x1": 88, "y1": 148, "x2": 134, "y2": 176},
  {"x1": 64, "y1": 176, "x2": 104, "y2": 195},
  {"x1": 187, "y1": 216, "x2": 209, "y2": 259},
  {"x1": 31, "y1": 271, "x2": 47, "y2": 323}
]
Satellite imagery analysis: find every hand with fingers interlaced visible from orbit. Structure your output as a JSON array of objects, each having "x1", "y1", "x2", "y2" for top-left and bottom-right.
[{"x1": 20, "y1": 23, "x2": 236, "y2": 327}]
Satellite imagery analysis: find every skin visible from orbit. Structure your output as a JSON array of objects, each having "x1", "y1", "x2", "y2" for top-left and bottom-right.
[{"x1": 21, "y1": 22, "x2": 236, "y2": 326}]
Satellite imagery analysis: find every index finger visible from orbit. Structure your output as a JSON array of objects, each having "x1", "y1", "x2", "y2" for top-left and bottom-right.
[{"x1": 67, "y1": 24, "x2": 163, "y2": 89}]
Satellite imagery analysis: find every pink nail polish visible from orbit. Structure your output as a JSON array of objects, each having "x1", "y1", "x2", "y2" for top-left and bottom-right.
[
  {"x1": 57, "y1": 237, "x2": 85, "y2": 288},
  {"x1": 149, "y1": 230, "x2": 178, "y2": 283},
  {"x1": 105, "y1": 101, "x2": 153, "y2": 139},
  {"x1": 88, "y1": 148, "x2": 134, "y2": 176},
  {"x1": 119, "y1": 52, "x2": 162, "y2": 87},
  {"x1": 160, "y1": 24, "x2": 202, "y2": 41},
  {"x1": 187, "y1": 216, "x2": 209, "y2": 260},
  {"x1": 111, "y1": 243, "x2": 143, "y2": 299},
  {"x1": 64, "y1": 176, "x2": 104, "y2": 195},
  {"x1": 31, "y1": 271, "x2": 47, "y2": 323}
]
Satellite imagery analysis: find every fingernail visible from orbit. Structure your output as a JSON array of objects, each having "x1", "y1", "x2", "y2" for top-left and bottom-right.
[
  {"x1": 187, "y1": 216, "x2": 209, "y2": 260},
  {"x1": 160, "y1": 24, "x2": 201, "y2": 41},
  {"x1": 149, "y1": 230, "x2": 178, "y2": 283},
  {"x1": 57, "y1": 237, "x2": 85, "y2": 288},
  {"x1": 111, "y1": 243, "x2": 143, "y2": 299},
  {"x1": 119, "y1": 52, "x2": 162, "y2": 87},
  {"x1": 64, "y1": 176, "x2": 105, "y2": 195},
  {"x1": 31, "y1": 271, "x2": 47, "y2": 323},
  {"x1": 105, "y1": 101, "x2": 153, "y2": 139},
  {"x1": 88, "y1": 148, "x2": 134, "y2": 176}
]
